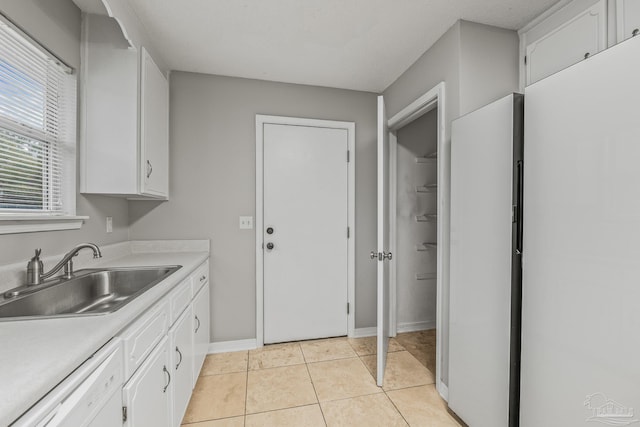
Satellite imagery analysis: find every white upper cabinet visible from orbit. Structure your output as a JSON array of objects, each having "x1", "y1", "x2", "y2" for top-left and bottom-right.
[
  {"x1": 520, "y1": 0, "x2": 607, "y2": 87},
  {"x1": 140, "y1": 48, "x2": 170, "y2": 198},
  {"x1": 617, "y1": 0, "x2": 640, "y2": 42},
  {"x1": 80, "y1": 14, "x2": 169, "y2": 199}
]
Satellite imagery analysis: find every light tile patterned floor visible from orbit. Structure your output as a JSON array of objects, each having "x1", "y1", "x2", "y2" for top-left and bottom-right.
[{"x1": 181, "y1": 330, "x2": 461, "y2": 427}]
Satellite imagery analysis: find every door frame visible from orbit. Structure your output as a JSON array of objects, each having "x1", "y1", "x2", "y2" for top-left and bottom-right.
[
  {"x1": 255, "y1": 115, "x2": 356, "y2": 347},
  {"x1": 387, "y1": 82, "x2": 447, "y2": 399}
]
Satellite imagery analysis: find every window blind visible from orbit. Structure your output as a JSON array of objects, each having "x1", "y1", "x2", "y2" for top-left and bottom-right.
[{"x1": 0, "y1": 17, "x2": 76, "y2": 214}]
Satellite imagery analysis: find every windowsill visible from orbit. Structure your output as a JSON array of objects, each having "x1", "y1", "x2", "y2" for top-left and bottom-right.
[{"x1": 0, "y1": 215, "x2": 89, "y2": 234}]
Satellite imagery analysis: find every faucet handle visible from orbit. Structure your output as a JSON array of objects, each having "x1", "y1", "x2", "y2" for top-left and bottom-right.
[{"x1": 27, "y1": 249, "x2": 44, "y2": 286}]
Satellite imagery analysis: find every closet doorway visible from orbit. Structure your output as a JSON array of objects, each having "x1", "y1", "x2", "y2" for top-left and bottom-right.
[{"x1": 385, "y1": 83, "x2": 447, "y2": 397}]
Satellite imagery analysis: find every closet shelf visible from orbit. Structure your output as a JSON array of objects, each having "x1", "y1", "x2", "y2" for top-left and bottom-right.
[
  {"x1": 416, "y1": 242, "x2": 437, "y2": 251},
  {"x1": 415, "y1": 214, "x2": 438, "y2": 223},
  {"x1": 416, "y1": 272, "x2": 437, "y2": 281},
  {"x1": 415, "y1": 152, "x2": 437, "y2": 163},
  {"x1": 416, "y1": 184, "x2": 438, "y2": 193}
]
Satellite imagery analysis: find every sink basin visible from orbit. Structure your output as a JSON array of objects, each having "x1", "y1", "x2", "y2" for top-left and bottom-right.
[{"x1": 0, "y1": 266, "x2": 181, "y2": 320}]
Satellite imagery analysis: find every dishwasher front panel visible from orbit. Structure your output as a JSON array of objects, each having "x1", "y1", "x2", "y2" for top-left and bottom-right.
[{"x1": 11, "y1": 339, "x2": 123, "y2": 427}]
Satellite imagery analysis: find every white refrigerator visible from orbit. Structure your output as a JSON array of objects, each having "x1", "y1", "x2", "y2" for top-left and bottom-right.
[
  {"x1": 449, "y1": 93, "x2": 524, "y2": 427},
  {"x1": 520, "y1": 31, "x2": 640, "y2": 426}
]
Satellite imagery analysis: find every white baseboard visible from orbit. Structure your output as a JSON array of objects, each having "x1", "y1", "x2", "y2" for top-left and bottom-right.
[
  {"x1": 397, "y1": 320, "x2": 436, "y2": 333},
  {"x1": 208, "y1": 339, "x2": 257, "y2": 354},
  {"x1": 351, "y1": 327, "x2": 377, "y2": 338}
]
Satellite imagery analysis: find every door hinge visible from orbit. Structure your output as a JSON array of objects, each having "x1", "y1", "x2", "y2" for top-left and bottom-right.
[
  {"x1": 512, "y1": 205, "x2": 517, "y2": 223},
  {"x1": 347, "y1": 302, "x2": 350, "y2": 314},
  {"x1": 122, "y1": 406, "x2": 128, "y2": 422},
  {"x1": 347, "y1": 150, "x2": 350, "y2": 163},
  {"x1": 347, "y1": 227, "x2": 350, "y2": 238}
]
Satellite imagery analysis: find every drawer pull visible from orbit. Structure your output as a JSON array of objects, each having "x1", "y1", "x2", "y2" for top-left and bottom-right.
[
  {"x1": 194, "y1": 315, "x2": 201, "y2": 333},
  {"x1": 175, "y1": 346, "x2": 183, "y2": 370},
  {"x1": 162, "y1": 365, "x2": 171, "y2": 393}
]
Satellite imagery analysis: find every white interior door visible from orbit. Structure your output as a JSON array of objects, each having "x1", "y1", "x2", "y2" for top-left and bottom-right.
[
  {"x1": 376, "y1": 96, "x2": 391, "y2": 386},
  {"x1": 521, "y1": 36, "x2": 640, "y2": 426},
  {"x1": 263, "y1": 123, "x2": 349, "y2": 344}
]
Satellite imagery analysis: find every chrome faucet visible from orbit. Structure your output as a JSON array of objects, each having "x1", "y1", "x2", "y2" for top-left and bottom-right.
[{"x1": 26, "y1": 243, "x2": 102, "y2": 286}]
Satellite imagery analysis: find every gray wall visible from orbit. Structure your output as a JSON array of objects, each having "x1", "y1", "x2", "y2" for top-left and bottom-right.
[
  {"x1": 383, "y1": 20, "x2": 519, "y2": 386},
  {"x1": 0, "y1": 0, "x2": 129, "y2": 265},
  {"x1": 129, "y1": 72, "x2": 378, "y2": 342},
  {"x1": 459, "y1": 21, "x2": 519, "y2": 116}
]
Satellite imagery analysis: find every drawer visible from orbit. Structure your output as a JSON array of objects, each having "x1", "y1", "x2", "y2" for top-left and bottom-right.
[
  {"x1": 119, "y1": 300, "x2": 169, "y2": 379},
  {"x1": 191, "y1": 260, "x2": 209, "y2": 295},
  {"x1": 169, "y1": 278, "x2": 192, "y2": 326}
]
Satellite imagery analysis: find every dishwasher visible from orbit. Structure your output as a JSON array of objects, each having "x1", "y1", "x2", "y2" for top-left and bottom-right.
[{"x1": 11, "y1": 339, "x2": 124, "y2": 427}]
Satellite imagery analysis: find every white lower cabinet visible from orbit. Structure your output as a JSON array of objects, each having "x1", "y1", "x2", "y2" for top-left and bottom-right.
[
  {"x1": 120, "y1": 260, "x2": 210, "y2": 427},
  {"x1": 122, "y1": 336, "x2": 171, "y2": 427},
  {"x1": 169, "y1": 306, "x2": 194, "y2": 427},
  {"x1": 192, "y1": 284, "x2": 210, "y2": 386}
]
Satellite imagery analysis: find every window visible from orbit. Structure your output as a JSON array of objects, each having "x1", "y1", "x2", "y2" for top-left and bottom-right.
[{"x1": 0, "y1": 14, "x2": 83, "y2": 233}]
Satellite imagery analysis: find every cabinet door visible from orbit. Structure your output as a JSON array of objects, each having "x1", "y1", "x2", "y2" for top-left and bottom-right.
[
  {"x1": 169, "y1": 306, "x2": 194, "y2": 427},
  {"x1": 192, "y1": 284, "x2": 210, "y2": 386},
  {"x1": 617, "y1": 0, "x2": 640, "y2": 42},
  {"x1": 525, "y1": 0, "x2": 607, "y2": 85},
  {"x1": 140, "y1": 46, "x2": 169, "y2": 198},
  {"x1": 122, "y1": 337, "x2": 171, "y2": 427}
]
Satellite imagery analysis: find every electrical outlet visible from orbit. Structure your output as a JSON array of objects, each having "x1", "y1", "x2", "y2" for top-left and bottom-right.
[
  {"x1": 106, "y1": 216, "x2": 113, "y2": 233},
  {"x1": 239, "y1": 216, "x2": 253, "y2": 229}
]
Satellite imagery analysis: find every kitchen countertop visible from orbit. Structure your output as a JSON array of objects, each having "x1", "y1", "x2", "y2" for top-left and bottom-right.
[{"x1": 0, "y1": 247, "x2": 209, "y2": 426}]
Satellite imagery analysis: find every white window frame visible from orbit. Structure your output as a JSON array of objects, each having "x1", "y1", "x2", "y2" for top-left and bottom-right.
[{"x1": 0, "y1": 13, "x2": 86, "y2": 234}]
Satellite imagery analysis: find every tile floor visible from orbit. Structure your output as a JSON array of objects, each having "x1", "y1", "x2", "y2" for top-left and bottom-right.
[{"x1": 181, "y1": 331, "x2": 461, "y2": 427}]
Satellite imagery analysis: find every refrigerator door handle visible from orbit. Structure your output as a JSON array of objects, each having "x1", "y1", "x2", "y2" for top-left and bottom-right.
[{"x1": 515, "y1": 160, "x2": 524, "y2": 254}]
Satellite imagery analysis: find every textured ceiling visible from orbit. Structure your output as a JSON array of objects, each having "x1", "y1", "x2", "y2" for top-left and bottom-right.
[{"x1": 128, "y1": 0, "x2": 558, "y2": 92}]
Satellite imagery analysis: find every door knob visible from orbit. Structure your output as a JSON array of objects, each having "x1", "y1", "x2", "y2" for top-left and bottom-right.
[
  {"x1": 266, "y1": 242, "x2": 274, "y2": 250},
  {"x1": 383, "y1": 252, "x2": 393, "y2": 260},
  {"x1": 266, "y1": 227, "x2": 274, "y2": 235},
  {"x1": 370, "y1": 251, "x2": 377, "y2": 260}
]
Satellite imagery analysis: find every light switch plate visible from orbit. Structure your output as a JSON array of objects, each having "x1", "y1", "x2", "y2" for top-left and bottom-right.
[{"x1": 239, "y1": 216, "x2": 253, "y2": 229}]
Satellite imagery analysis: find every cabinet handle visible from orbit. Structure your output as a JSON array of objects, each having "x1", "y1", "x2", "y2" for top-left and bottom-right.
[
  {"x1": 146, "y1": 160, "x2": 153, "y2": 178},
  {"x1": 200, "y1": 275, "x2": 206, "y2": 282},
  {"x1": 633, "y1": 28, "x2": 639, "y2": 37},
  {"x1": 194, "y1": 315, "x2": 201, "y2": 333},
  {"x1": 175, "y1": 346, "x2": 183, "y2": 370},
  {"x1": 162, "y1": 365, "x2": 171, "y2": 393},
  {"x1": 583, "y1": 52, "x2": 590, "y2": 59}
]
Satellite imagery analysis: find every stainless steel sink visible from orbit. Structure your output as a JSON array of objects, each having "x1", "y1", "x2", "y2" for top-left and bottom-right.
[{"x1": 0, "y1": 266, "x2": 181, "y2": 320}]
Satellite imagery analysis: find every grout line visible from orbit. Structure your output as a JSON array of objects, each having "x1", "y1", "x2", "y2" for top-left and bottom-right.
[
  {"x1": 244, "y1": 350, "x2": 249, "y2": 427},
  {"x1": 384, "y1": 388, "x2": 412, "y2": 427},
  {"x1": 182, "y1": 414, "x2": 245, "y2": 426},
  {"x1": 245, "y1": 403, "x2": 322, "y2": 419},
  {"x1": 303, "y1": 356, "x2": 328, "y2": 426},
  {"x1": 318, "y1": 390, "x2": 385, "y2": 405},
  {"x1": 243, "y1": 350, "x2": 249, "y2": 426}
]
